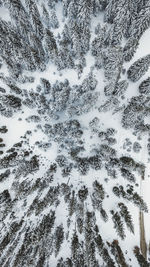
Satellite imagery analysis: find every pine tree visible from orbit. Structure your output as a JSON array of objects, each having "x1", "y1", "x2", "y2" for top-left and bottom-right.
[
  {"x1": 110, "y1": 240, "x2": 128, "y2": 267},
  {"x1": 29, "y1": 33, "x2": 45, "y2": 62},
  {"x1": 123, "y1": 38, "x2": 139, "y2": 62},
  {"x1": 104, "y1": 0, "x2": 119, "y2": 24},
  {"x1": 57, "y1": 257, "x2": 73, "y2": 267},
  {"x1": 120, "y1": 168, "x2": 136, "y2": 183},
  {"x1": 71, "y1": 231, "x2": 85, "y2": 266},
  {"x1": 77, "y1": 0, "x2": 92, "y2": 29},
  {"x1": 131, "y1": 4, "x2": 150, "y2": 39},
  {"x1": 133, "y1": 246, "x2": 150, "y2": 267},
  {"x1": 103, "y1": 46, "x2": 123, "y2": 95},
  {"x1": 100, "y1": 207, "x2": 108, "y2": 222},
  {"x1": 95, "y1": 234, "x2": 115, "y2": 266},
  {"x1": 91, "y1": 23, "x2": 110, "y2": 68},
  {"x1": 43, "y1": 28, "x2": 58, "y2": 63},
  {"x1": 5, "y1": 0, "x2": 31, "y2": 39},
  {"x1": 67, "y1": 0, "x2": 91, "y2": 57},
  {"x1": 57, "y1": 44, "x2": 75, "y2": 70},
  {"x1": 68, "y1": 190, "x2": 77, "y2": 217},
  {"x1": 127, "y1": 55, "x2": 150, "y2": 82},
  {"x1": 54, "y1": 225, "x2": 64, "y2": 257},
  {"x1": 110, "y1": 0, "x2": 136, "y2": 44},
  {"x1": 25, "y1": 0, "x2": 44, "y2": 40},
  {"x1": 112, "y1": 80, "x2": 128, "y2": 97},
  {"x1": 111, "y1": 210, "x2": 126, "y2": 239},
  {"x1": 84, "y1": 211, "x2": 98, "y2": 266},
  {"x1": 118, "y1": 203, "x2": 134, "y2": 233},
  {"x1": 93, "y1": 180, "x2": 105, "y2": 201},
  {"x1": 40, "y1": 78, "x2": 51, "y2": 94},
  {"x1": 132, "y1": 193, "x2": 148, "y2": 212},
  {"x1": 42, "y1": 4, "x2": 50, "y2": 27},
  {"x1": 139, "y1": 77, "x2": 150, "y2": 94}
]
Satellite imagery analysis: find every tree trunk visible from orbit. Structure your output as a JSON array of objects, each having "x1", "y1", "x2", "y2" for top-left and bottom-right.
[{"x1": 139, "y1": 176, "x2": 147, "y2": 259}]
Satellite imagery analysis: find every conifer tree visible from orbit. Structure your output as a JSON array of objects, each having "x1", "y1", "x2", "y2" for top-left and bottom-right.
[
  {"x1": 123, "y1": 38, "x2": 139, "y2": 62},
  {"x1": 139, "y1": 77, "x2": 150, "y2": 94},
  {"x1": 127, "y1": 55, "x2": 150, "y2": 82},
  {"x1": 118, "y1": 202, "x2": 134, "y2": 233},
  {"x1": 54, "y1": 225, "x2": 64, "y2": 257},
  {"x1": 25, "y1": 0, "x2": 44, "y2": 40},
  {"x1": 43, "y1": 28, "x2": 58, "y2": 63},
  {"x1": 131, "y1": 4, "x2": 150, "y2": 39},
  {"x1": 111, "y1": 210, "x2": 126, "y2": 239}
]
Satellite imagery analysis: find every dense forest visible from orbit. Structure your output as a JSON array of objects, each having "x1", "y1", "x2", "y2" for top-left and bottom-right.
[{"x1": 0, "y1": 0, "x2": 150, "y2": 266}]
